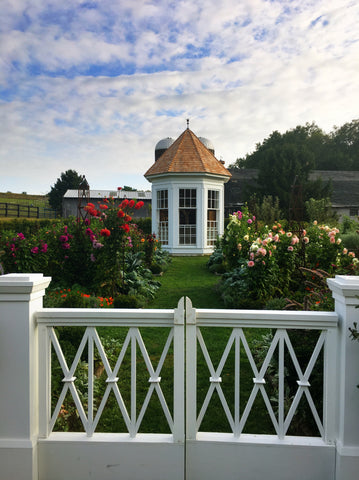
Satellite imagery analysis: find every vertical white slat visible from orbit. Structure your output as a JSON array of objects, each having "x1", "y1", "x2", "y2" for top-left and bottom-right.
[
  {"x1": 234, "y1": 329, "x2": 240, "y2": 437},
  {"x1": 323, "y1": 327, "x2": 337, "y2": 443},
  {"x1": 185, "y1": 297, "x2": 197, "y2": 441},
  {"x1": 87, "y1": 328, "x2": 94, "y2": 436},
  {"x1": 38, "y1": 324, "x2": 52, "y2": 438},
  {"x1": 278, "y1": 330, "x2": 285, "y2": 439},
  {"x1": 130, "y1": 328, "x2": 137, "y2": 437},
  {"x1": 173, "y1": 297, "x2": 185, "y2": 443}
]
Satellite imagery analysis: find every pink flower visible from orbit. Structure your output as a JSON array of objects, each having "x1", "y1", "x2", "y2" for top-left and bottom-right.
[
  {"x1": 247, "y1": 260, "x2": 255, "y2": 267},
  {"x1": 330, "y1": 236, "x2": 335, "y2": 244},
  {"x1": 303, "y1": 237, "x2": 309, "y2": 244},
  {"x1": 17, "y1": 233, "x2": 25, "y2": 240},
  {"x1": 247, "y1": 219, "x2": 253, "y2": 224},
  {"x1": 41, "y1": 243, "x2": 48, "y2": 253},
  {"x1": 31, "y1": 246, "x2": 39, "y2": 254},
  {"x1": 287, "y1": 246, "x2": 293, "y2": 252}
]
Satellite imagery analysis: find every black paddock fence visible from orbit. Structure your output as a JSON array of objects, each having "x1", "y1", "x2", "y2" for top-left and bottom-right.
[{"x1": 0, "y1": 202, "x2": 57, "y2": 219}]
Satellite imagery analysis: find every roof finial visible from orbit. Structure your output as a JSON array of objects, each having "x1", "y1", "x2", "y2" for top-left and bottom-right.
[{"x1": 186, "y1": 118, "x2": 189, "y2": 129}]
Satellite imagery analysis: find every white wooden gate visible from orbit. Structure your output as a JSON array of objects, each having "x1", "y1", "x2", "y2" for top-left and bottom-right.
[
  {"x1": 36, "y1": 296, "x2": 338, "y2": 480},
  {"x1": 184, "y1": 298, "x2": 337, "y2": 480}
]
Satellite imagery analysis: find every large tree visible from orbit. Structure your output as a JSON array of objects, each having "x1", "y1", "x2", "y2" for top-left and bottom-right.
[
  {"x1": 48, "y1": 169, "x2": 84, "y2": 213},
  {"x1": 231, "y1": 123, "x2": 331, "y2": 216}
]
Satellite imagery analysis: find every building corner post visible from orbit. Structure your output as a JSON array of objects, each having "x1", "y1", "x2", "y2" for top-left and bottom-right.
[
  {"x1": 0, "y1": 273, "x2": 51, "y2": 480},
  {"x1": 327, "y1": 275, "x2": 359, "y2": 480}
]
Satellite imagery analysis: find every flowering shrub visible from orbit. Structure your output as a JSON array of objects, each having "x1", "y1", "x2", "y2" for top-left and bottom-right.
[
  {"x1": 0, "y1": 231, "x2": 49, "y2": 273},
  {"x1": 44, "y1": 288, "x2": 114, "y2": 308},
  {"x1": 0, "y1": 195, "x2": 169, "y2": 304},
  {"x1": 211, "y1": 208, "x2": 359, "y2": 308}
]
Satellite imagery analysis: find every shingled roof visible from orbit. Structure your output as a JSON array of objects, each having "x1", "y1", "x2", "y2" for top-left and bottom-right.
[{"x1": 144, "y1": 128, "x2": 231, "y2": 179}]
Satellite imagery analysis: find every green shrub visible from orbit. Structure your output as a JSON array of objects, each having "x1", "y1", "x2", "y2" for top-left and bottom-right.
[
  {"x1": 150, "y1": 263, "x2": 162, "y2": 275},
  {"x1": 341, "y1": 231, "x2": 359, "y2": 256},
  {"x1": 113, "y1": 294, "x2": 139, "y2": 308}
]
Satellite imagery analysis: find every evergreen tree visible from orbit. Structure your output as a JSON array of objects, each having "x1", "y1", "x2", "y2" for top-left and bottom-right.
[{"x1": 48, "y1": 169, "x2": 84, "y2": 214}]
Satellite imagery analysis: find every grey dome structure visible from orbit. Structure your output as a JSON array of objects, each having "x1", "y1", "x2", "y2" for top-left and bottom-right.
[
  {"x1": 155, "y1": 137, "x2": 175, "y2": 161},
  {"x1": 198, "y1": 137, "x2": 215, "y2": 155}
]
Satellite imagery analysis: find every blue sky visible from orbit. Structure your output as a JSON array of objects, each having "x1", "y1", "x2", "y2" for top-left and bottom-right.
[{"x1": 1, "y1": 0, "x2": 359, "y2": 194}]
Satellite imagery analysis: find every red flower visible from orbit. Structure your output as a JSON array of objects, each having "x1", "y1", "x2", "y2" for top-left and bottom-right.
[
  {"x1": 135, "y1": 201, "x2": 144, "y2": 209},
  {"x1": 99, "y1": 204, "x2": 108, "y2": 210},
  {"x1": 120, "y1": 199, "x2": 129, "y2": 208},
  {"x1": 117, "y1": 209, "x2": 125, "y2": 218},
  {"x1": 117, "y1": 187, "x2": 122, "y2": 191},
  {"x1": 100, "y1": 228, "x2": 111, "y2": 237},
  {"x1": 124, "y1": 214, "x2": 132, "y2": 222},
  {"x1": 129, "y1": 199, "x2": 135, "y2": 208},
  {"x1": 85, "y1": 205, "x2": 98, "y2": 216},
  {"x1": 121, "y1": 224, "x2": 130, "y2": 233}
]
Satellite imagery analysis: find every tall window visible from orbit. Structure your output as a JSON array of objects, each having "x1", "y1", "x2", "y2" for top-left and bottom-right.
[
  {"x1": 179, "y1": 189, "x2": 196, "y2": 245},
  {"x1": 157, "y1": 190, "x2": 168, "y2": 245},
  {"x1": 207, "y1": 190, "x2": 219, "y2": 246}
]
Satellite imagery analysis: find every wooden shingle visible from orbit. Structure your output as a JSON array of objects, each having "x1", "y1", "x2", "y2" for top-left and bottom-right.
[{"x1": 145, "y1": 128, "x2": 231, "y2": 178}]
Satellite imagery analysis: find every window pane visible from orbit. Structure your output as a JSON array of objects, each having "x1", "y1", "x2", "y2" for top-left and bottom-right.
[
  {"x1": 157, "y1": 190, "x2": 168, "y2": 209},
  {"x1": 179, "y1": 189, "x2": 196, "y2": 208}
]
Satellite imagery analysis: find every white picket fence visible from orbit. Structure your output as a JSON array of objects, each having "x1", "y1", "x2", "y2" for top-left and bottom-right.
[{"x1": 0, "y1": 273, "x2": 359, "y2": 480}]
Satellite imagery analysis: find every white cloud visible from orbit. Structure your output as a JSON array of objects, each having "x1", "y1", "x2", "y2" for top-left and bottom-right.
[{"x1": 1, "y1": 0, "x2": 359, "y2": 193}]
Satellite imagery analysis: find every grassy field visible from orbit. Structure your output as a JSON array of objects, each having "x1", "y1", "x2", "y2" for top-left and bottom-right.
[{"x1": 0, "y1": 192, "x2": 50, "y2": 208}]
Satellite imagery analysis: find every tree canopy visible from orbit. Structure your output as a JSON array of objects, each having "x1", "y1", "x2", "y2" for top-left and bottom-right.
[
  {"x1": 48, "y1": 169, "x2": 84, "y2": 213},
  {"x1": 233, "y1": 119, "x2": 359, "y2": 171},
  {"x1": 230, "y1": 120, "x2": 359, "y2": 214}
]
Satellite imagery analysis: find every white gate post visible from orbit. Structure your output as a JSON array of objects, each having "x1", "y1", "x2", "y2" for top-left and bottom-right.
[
  {"x1": 0, "y1": 273, "x2": 51, "y2": 480},
  {"x1": 327, "y1": 275, "x2": 359, "y2": 480}
]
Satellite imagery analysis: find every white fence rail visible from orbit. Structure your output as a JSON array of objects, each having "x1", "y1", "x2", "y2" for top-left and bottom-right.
[
  {"x1": 186, "y1": 303, "x2": 338, "y2": 443},
  {"x1": 37, "y1": 306, "x2": 185, "y2": 441},
  {"x1": 0, "y1": 274, "x2": 359, "y2": 480}
]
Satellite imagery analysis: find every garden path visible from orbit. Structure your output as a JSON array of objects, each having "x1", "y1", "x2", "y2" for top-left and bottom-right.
[{"x1": 147, "y1": 256, "x2": 225, "y2": 309}]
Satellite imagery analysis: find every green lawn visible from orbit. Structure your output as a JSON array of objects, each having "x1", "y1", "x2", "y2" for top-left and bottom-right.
[{"x1": 147, "y1": 255, "x2": 225, "y2": 309}]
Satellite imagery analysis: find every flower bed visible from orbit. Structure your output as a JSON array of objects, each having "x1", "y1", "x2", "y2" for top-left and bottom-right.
[
  {"x1": 209, "y1": 207, "x2": 359, "y2": 309},
  {"x1": 0, "y1": 195, "x2": 170, "y2": 307}
]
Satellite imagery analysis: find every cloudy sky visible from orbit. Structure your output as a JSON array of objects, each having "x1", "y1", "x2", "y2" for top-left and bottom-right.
[{"x1": 1, "y1": 0, "x2": 358, "y2": 194}]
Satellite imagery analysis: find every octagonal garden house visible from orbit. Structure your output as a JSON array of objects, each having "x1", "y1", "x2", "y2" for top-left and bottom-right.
[{"x1": 144, "y1": 127, "x2": 231, "y2": 255}]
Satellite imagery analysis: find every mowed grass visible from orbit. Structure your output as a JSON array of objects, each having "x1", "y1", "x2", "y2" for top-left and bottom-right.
[
  {"x1": 0, "y1": 192, "x2": 50, "y2": 208},
  {"x1": 147, "y1": 255, "x2": 225, "y2": 309}
]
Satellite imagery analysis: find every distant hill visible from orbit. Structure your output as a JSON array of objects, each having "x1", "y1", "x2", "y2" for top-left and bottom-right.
[{"x1": 0, "y1": 192, "x2": 49, "y2": 206}]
